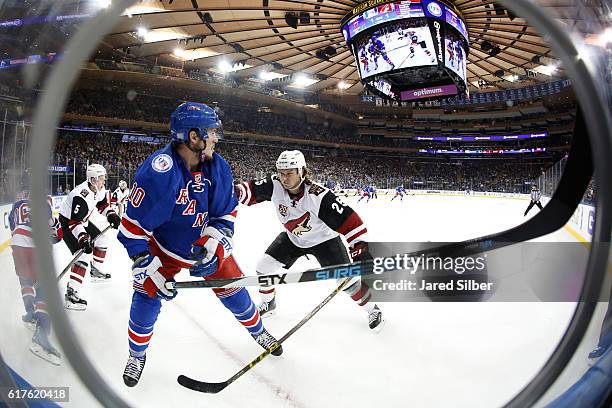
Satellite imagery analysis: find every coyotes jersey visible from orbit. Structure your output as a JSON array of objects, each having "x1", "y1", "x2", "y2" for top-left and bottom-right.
[
  {"x1": 112, "y1": 187, "x2": 130, "y2": 207},
  {"x1": 59, "y1": 180, "x2": 113, "y2": 238},
  {"x1": 236, "y1": 175, "x2": 368, "y2": 249}
]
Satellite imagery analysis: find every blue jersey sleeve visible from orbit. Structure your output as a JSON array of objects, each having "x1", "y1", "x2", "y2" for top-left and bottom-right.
[
  {"x1": 117, "y1": 157, "x2": 179, "y2": 258},
  {"x1": 8, "y1": 203, "x2": 16, "y2": 232},
  {"x1": 205, "y1": 153, "x2": 238, "y2": 233}
]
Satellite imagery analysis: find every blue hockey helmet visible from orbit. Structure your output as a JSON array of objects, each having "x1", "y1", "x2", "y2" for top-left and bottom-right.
[{"x1": 170, "y1": 102, "x2": 223, "y2": 142}]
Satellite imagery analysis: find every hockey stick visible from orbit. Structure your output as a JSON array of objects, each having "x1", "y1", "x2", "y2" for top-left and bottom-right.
[
  {"x1": 56, "y1": 224, "x2": 113, "y2": 282},
  {"x1": 166, "y1": 107, "x2": 593, "y2": 292},
  {"x1": 177, "y1": 278, "x2": 351, "y2": 393}
]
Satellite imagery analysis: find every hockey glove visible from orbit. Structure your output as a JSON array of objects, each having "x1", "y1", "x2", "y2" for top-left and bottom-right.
[
  {"x1": 49, "y1": 218, "x2": 63, "y2": 244},
  {"x1": 189, "y1": 226, "x2": 233, "y2": 277},
  {"x1": 349, "y1": 241, "x2": 372, "y2": 262},
  {"x1": 107, "y1": 212, "x2": 121, "y2": 229},
  {"x1": 77, "y1": 232, "x2": 93, "y2": 254},
  {"x1": 132, "y1": 253, "x2": 176, "y2": 300}
]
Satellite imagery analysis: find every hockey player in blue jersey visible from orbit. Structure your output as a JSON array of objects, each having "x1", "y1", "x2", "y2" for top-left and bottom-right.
[
  {"x1": 9, "y1": 187, "x2": 63, "y2": 365},
  {"x1": 368, "y1": 36, "x2": 395, "y2": 71},
  {"x1": 391, "y1": 185, "x2": 407, "y2": 201},
  {"x1": 117, "y1": 102, "x2": 282, "y2": 387},
  {"x1": 357, "y1": 185, "x2": 372, "y2": 203}
]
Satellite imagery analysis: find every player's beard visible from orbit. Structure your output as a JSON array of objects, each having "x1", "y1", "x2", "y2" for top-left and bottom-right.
[{"x1": 200, "y1": 138, "x2": 215, "y2": 161}]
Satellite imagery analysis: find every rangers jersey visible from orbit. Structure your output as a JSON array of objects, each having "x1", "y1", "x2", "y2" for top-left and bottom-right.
[
  {"x1": 9, "y1": 195, "x2": 58, "y2": 247},
  {"x1": 117, "y1": 143, "x2": 237, "y2": 266},
  {"x1": 236, "y1": 175, "x2": 367, "y2": 249},
  {"x1": 59, "y1": 180, "x2": 114, "y2": 238}
]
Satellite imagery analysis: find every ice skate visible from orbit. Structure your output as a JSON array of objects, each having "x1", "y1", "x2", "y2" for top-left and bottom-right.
[
  {"x1": 368, "y1": 305, "x2": 385, "y2": 333},
  {"x1": 257, "y1": 297, "x2": 276, "y2": 318},
  {"x1": 30, "y1": 326, "x2": 61, "y2": 366},
  {"x1": 22, "y1": 311, "x2": 36, "y2": 331},
  {"x1": 90, "y1": 264, "x2": 111, "y2": 282},
  {"x1": 253, "y1": 329, "x2": 283, "y2": 356},
  {"x1": 65, "y1": 286, "x2": 87, "y2": 311},
  {"x1": 123, "y1": 354, "x2": 146, "y2": 387}
]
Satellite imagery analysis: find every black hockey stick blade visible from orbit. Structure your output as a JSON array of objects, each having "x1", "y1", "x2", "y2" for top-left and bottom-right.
[
  {"x1": 176, "y1": 280, "x2": 350, "y2": 394},
  {"x1": 177, "y1": 375, "x2": 228, "y2": 394}
]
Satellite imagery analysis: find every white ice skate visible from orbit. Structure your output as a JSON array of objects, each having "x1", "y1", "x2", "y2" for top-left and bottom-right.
[
  {"x1": 22, "y1": 311, "x2": 36, "y2": 331},
  {"x1": 90, "y1": 265, "x2": 111, "y2": 282},
  {"x1": 257, "y1": 298, "x2": 276, "y2": 318},
  {"x1": 30, "y1": 326, "x2": 61, "y2": 366},
  {"x1": 65, "y1": 286, "x2": 87, "y2": 311},
  {"x1": 368, "y1": 305, "x2": 385, "y2": 334}
]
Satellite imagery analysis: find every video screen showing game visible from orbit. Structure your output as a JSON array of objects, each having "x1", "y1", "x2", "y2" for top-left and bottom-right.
[
  {"x1": 444, "y1": 31, "x2": 466, "y2": 82},
  {"x1": 368, "y1": 78, "x2": 397, "y2": 98},
  {"x1": 342, "y1": 0, "x2": 425, "y2": 42},
  {"x1": 355, "y1": 18, "x2": 437, "y2": 79}
]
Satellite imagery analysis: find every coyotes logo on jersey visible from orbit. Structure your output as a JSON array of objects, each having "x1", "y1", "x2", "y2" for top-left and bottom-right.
[
  {"x1": 278, "y1": 204, "x2": 288, "y2": 217},
  {"x1": 284, "y1": 212, "x2": 312, "y2": 236}
]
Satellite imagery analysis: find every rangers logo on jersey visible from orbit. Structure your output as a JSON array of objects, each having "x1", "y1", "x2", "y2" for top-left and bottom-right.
[
  {"x1": 152, "y1": 154, "x2": 173, "y2": 173},
  {"x1": 284, "y1": 212, "x2": 312, "y2": 236},
  {"x1": 278, "y1": 204, "x2": 288, "y2": 217}
]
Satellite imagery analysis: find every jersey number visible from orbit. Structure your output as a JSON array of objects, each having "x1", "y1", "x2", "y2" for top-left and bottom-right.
[
  {"x1": 16, "y1": 204, "x2": 30, "y2": 225},
  {"x1": 129, "y1": 183, "x2": 146, "y2": 208},
  {"x1": 331, "y1": 202, "x2": 344, "y2": 214}
]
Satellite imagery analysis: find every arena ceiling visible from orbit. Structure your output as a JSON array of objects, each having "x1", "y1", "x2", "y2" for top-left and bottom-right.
[{"x1": 102, "y1": 0, "x2": 609, "y2": 95}]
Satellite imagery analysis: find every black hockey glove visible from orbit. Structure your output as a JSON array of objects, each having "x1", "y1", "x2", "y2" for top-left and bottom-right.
[
  {"x1": 77, "y1": 232, "x2": 93, "y2": 254},
  {"x1": 107, "y1": 212, "x2": 121, "y2": 229},
  {"x1": 349, "y1": 241, "x2": 372, "y2": 262}
]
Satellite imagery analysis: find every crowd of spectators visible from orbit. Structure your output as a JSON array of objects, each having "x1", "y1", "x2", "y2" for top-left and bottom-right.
[
  {"x1": 64, "y1": 88, "x2": 574, "y2": 153},
  {"x1": 50, "y1": 131, "x2": 548, "y2": 194}
]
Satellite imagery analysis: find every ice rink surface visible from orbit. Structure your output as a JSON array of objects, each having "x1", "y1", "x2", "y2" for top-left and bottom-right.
[{"x1": 0, "y1": 193, "x2": 602, "y2": 407}]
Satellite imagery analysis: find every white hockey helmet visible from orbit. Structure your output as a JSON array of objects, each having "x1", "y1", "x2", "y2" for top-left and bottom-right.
[
  {"x1": 276, "y1": 150, "x2": 306, "y2": 171},
  {"x1": 119, "y1": 180, "x2": 127, "y2": 189},
  {"x1": 86, "y1": 164, "x2": 106, "y2": 182}
]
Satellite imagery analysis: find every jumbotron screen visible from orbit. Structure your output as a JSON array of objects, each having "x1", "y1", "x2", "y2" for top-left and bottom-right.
[
  {"x1": 341, "y1": 0, "x2": 469, "y2": 102},
  {"x1": 354, "y1": 19, "x2": 437, "y2": 80}
]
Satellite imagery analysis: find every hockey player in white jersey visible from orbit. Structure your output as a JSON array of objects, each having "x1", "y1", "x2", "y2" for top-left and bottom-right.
[
  {"x1": 112, "y1": 180, "x2": 130, "y2": 217},
  {"x1": 58, "y1": 164, "x2": 121, "y2": 309},
  {"x1": 236, "y1": 150, "x2": 384, "y2": 332}
]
